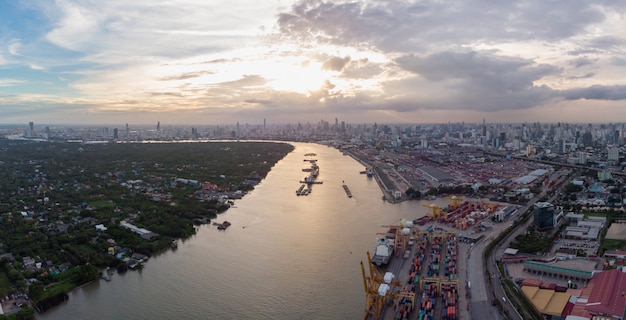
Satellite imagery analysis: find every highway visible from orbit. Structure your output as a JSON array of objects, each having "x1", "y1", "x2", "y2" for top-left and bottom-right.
[{"x1": 481, "y1": 168, "x2": 571, "y2": 320}]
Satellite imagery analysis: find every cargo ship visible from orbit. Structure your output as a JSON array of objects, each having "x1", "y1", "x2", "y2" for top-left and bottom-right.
[
  {"x1": 371, "y1": 237, "x2": 395, "y2": 266},
  {"x1": 363, "y1": 223, "x2": 461, "y2": 319}
]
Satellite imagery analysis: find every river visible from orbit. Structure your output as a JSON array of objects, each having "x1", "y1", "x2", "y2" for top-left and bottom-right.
[{"x1": 38, "y1": 142, "x2": 448, "y2": 320}]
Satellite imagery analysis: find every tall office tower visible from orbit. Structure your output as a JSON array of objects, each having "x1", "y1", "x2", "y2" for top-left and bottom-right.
[
  {"x1": 45, "y1": 127, "x2": 51, "y2": 140},
  {"x1": 608, "y1": 146, "x2": 619, "y2": 162},
  {"x1": 125, "y1": 123, "x2": 129, "y2": 140},
  {"x1": 157, "y1": 121, "x2": 160, "y2": 132},
  {"x1": 482, "y1": 118, "x2": 486, "y2": 137},
  {"x1": 582, "y1": 131, "x2": 592, "y2": 147},
  {"x1": 534, "y1": 202, "x2": 556, "y2": 231},
  {"x1": 263, "y1": 118, "x2": 266, "y2": 130},
  {"x1": 558, "y1": 140, "x2": 566, "y2": 154},
  {"x1": 578, "y1": 151, "x2": 587, "y2": 164},
  {"x1": 26, "y1": 121, "x2": 34, "y2": 138},
  {"x1": 113, "y1": 128, "x2": 119, "y2": 140}
]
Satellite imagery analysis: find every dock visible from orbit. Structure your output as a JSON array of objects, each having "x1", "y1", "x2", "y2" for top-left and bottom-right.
[
  {"x1": 362, "y1": 225, "x2": 461, "y2": 320},
  {"x1": 342, "y1": 184, "x2": 352, "y2": 198}
]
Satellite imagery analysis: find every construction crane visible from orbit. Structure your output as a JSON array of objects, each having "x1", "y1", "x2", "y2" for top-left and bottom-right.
[
  {"x1": 422, "y1": 203, "x2": 445, "y2": 220},
  {"x1": 361, "y1": 251, "x2": 402, "y2": 320},
  {"x1": 444, "y1": 195, "x2": 463, "y2": 208}
]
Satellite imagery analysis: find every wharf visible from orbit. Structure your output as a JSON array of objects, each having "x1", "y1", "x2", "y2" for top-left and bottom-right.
[{"x1": 364, "y1": 224, "x2": 465, "y2": 320}]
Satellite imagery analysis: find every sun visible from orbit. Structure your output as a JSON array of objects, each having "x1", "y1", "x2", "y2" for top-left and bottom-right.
[{"x1": 264, "y1": 59, "x2": 331, "y2": 94}]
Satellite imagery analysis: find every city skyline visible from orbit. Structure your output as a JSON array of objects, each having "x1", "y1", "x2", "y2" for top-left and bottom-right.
[{"x1": 1, "y1": 1, "x2": 626, "y2": 125}]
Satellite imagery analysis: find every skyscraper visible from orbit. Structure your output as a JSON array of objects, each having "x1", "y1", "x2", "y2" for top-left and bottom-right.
[{"x1": 26, "y1": 121, "x2": 34, "y2": 138}]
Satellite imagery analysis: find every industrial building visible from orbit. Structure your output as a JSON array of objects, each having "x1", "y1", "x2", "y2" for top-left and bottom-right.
[
  {"x1": 568, "y1": 268, "x2": 626, "y2": 319},
  {"x1": 494, "y1": 206, "x2": 517, "y2": 222},
  {"x1": 521, "y1": 285, "x2": 573, "y2": 319}
]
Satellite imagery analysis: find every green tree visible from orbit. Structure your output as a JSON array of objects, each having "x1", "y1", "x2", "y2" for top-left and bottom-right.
[
  {"x1": 28, "y1": 283, "x2": 45, "y2": 302},
  {"x1": 73, "y1": 264, "x2": 98, "y2": 285}
]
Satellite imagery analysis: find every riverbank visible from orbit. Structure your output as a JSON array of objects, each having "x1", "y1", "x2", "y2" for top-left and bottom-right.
[{"x1": 340, "y1": 148, "x2": 407, "y2": 203}]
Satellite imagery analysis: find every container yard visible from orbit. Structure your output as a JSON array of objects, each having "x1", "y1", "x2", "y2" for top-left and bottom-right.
[
  {"x1": 417, "y1": 197, "x2": 505, "y2": 233},
  {"x1": 361, "y1": 222, "x2": 461, "y2": 320}
]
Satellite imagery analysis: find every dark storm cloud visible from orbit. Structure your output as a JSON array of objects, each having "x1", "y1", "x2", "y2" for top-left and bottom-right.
[
  {"x1": 321, "y1": 56, "x2": 351, "y2": 71},
  {"x1": 562, "y1": 85, "x2": 626, "y2": 101}
]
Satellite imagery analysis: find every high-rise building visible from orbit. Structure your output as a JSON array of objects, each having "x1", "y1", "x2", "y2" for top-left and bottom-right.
[
  {"x1": 578, "y1": 151, "x2": 587, "y2": 165},
  {"x1": 482, "y1": 118, "x2": 486, "y2": 137},
  {"x1": 607, "y1": 146, "x2": 619, "y2": 162},
  {"x1": 534, "y1": 202, "x2": 556, "y2": 231},
  {"x1": 113, "y1": 128, "x2": 119, "y2": 140},
  {"x1": 558, "y1": 140, "x2": 566, "y2": 154},
  {"x1": 26, "y1": 121, "x2": 35, "y2": 138},
  {"x1": 582, "y1": 131, "x2": 592, "y2": 147}
]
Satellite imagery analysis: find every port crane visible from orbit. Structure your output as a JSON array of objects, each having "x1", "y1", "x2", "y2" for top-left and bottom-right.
[
  {"x1": 480, "y1": 199, "x2": 498, "y2": 212},
  {"x1": 422, "y1": 203, "x2": 446, "y2": 220},
  {"x1": 444, "y1": 195, "x2": 463, "y2": 208},
  {"x1": 361, "y1": 251, "x2": 403, "y2": 320},
  {"x1": 377, "y1": 225, "x2": 411, "y2": 257}
]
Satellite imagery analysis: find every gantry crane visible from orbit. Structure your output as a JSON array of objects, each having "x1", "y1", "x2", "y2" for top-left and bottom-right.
[
  {"x1": 422, "y1": 203, "x2": 445, "y2": 220},
  {"x1": 378, "y1": 224, "x2": 411, "y2": 257},
  {"x1": 361, "y1": 251, "x2": 402, "y2": 320},
  {"x1": 444, "y1": 195, "x2": 463, "y2": 208},
  {"x1": 480, "y1": 199, "x2": 499, "y2": 212}
]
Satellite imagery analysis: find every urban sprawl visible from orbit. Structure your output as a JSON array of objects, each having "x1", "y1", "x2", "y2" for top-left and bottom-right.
[{"x1": 2, "y1": 120, "x2": 626, "y2": 320}]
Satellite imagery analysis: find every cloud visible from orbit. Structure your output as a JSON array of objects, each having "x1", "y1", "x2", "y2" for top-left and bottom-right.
[
  {"x1": 610, "y1": 57, "x2": 626, "y2": 66},
  {"x1": 570, "y1": 57, "x2": 595, "y2": 68},
  {"x1": 213, "y1": 75, "x2": 267, "y2": 88},
  {"x1": 244, "y1": 98, "x2": 274, "y2": 105},
  {"x1": 159, "y1": 71, "x2": 214, "y2": 81},
  {"x1": 276, "y1": 1, "x2": 621, "y2": 52},
  {"x1": 562, "y1": 85, "x2": 626, "y2": 101},
  {"x1": 2, "y1": 0, "x2": 626, "y2": 124},
  {"x1": 321, "y1": 55, "x2": 351, "y2": 71},
  {"x1": 8, "y1": 42, "x2": 22, "y2": 56},
  {"x1": 0, "y1": 79, "x2": 27, "y2": 87},
  {"x1": 567, "y1": 72, "x2": 595, "y2": 80}
]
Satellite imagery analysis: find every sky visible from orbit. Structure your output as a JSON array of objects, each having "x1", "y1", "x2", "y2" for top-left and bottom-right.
[{"x1": 1, "y1": 0, "x2": 626, "y2": 126}]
